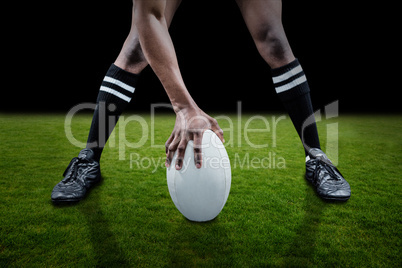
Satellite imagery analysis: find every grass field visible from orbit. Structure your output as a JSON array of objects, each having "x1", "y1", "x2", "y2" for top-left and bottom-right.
[{"x1": 0, "y1": 113, "x2": 401, "y2": 267}]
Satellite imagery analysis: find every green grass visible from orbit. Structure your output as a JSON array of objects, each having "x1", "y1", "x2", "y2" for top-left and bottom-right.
[{"x1": 0, "y1": 113, "x2": 401, "y2": 267}]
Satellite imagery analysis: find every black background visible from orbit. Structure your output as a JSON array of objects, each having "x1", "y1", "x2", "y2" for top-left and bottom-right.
[{"x1": 3, "y1": 1, "x2": 398, "y2": 113}]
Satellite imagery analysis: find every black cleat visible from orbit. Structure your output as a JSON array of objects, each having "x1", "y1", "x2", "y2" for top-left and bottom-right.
[
  {"x1": 305, "y1": 148, "x2": 351, "y2": 201},
  {"x1": 51, "y1": 149, "x2": 101, "y2": 204}
]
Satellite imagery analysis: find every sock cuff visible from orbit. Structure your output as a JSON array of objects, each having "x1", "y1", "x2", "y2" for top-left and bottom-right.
[
  {"x1": 106, "y1": 64, "x2": 140, "y2": 87},
  {"x1": 271, "y1": 58, "x2": 301, "y2": 77},
  {"x1": 97, "y1": 64, "x2": 140, "y2": 105},
  {"x1": 271, "y1": 58, "x2": 310, "y2": 102}
]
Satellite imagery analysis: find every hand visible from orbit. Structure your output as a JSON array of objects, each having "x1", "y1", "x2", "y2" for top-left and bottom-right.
[{"x1": 165, "y1": 106, "x2": 224, "y2": 170}]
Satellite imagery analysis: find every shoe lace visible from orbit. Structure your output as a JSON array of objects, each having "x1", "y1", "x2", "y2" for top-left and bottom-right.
[
  {"x1": 62, "y1": 156, "x2": 90, "y2": 182},
  {"x1": 313, "y1": 157, "x2": 343, "y2": 184}
]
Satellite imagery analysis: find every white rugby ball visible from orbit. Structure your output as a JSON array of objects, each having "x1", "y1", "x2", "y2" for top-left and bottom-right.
[{"x1": 167, "y1": 130, "x2": 231, "y2": 222}]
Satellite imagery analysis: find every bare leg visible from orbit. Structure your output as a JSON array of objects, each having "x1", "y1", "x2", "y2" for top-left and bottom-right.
[
  {"x1": 86, "y1": 0, "x2": 184, "y2": 161},
  {"x1": 114, "y1": 0, "x2": 182, "y2": 74},
  {"x1": 236, "y1": 0, "x2": 321, "y2": 155},
  {"x1": 235, "y1": 0, "x2": 295, "y2": 68}
]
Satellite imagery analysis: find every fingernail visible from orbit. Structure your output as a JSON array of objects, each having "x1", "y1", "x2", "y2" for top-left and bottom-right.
[
  {"x1": 176, "y1": 164, "x2": 181, "y2": 170},
  {"x1": 165, "y1": 162, "x2": 169, "y2": 167},
  {"x1": 196, "y1": 163, "x2": 201, "y2": 169}
]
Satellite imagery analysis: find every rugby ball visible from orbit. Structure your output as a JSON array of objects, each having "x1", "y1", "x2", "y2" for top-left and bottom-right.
[{"x1": 167, "y1": 130, "x2": 231, "y2": 222}]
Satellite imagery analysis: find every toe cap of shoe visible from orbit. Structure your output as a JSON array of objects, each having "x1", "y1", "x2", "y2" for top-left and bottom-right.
[
  {"x1": 319, "y1": 187, "x2": 351, "y2": 201},
  {"x1": 51, "y1": 183, "x2": 86, "y2": 202},
  {"x1": 51, "y1": 191, "x2": 70, "y2": 200}
]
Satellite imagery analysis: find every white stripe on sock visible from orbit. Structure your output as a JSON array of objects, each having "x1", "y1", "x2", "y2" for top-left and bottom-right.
[
  {"x1": 103, "y1": 76, "x2": 135, "y2": 93},
  {"x1": 275, "y1": 75, "x2": 307, "y2": 93},
  {"x1": 100, "y1": 86, "x2": 132, "y2": 102},
  {"x1": 272, "y1": 65, "x2": 303, "y2": 84}
]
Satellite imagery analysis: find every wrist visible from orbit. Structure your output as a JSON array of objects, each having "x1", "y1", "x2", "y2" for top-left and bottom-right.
[{"x1": 172, "y1": 98, "x2": 199, "y2": 114}]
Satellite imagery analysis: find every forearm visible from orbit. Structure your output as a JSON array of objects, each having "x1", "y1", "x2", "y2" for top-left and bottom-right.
[{"x1": 134, "y1": 3, "x2": 197, "y2": 113}]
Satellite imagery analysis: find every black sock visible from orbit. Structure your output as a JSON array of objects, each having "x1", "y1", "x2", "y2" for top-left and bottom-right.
[
  {"x1": 271, "y1": 59, "x2": 321, "y2": 156},
  {"x1": 86, "y1": 64, "x2": 139, "y2": 161}
]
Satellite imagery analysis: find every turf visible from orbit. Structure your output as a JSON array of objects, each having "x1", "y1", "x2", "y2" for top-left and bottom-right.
[{"x1": 0, "y1": 113, "x2": 401, "y2": 267}]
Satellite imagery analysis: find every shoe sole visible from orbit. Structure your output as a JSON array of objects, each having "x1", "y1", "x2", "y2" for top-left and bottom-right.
[
  {"x1": 52, "y1": 197, "x2": 83, "y2": 204},
  {"x1": 51, "y1": 177, "x2": 102, "y2": 205},
  {"x1": 320, "y1": 195, "x2": 350, "y2": 202},
  {"x1": 305, "y1": 174, "x2": 350, "y2": 202}
]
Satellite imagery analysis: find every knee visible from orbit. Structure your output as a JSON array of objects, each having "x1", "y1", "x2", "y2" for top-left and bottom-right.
[
  {"x1": 124, "y1": 36, "x2": 147, "y2": 65},
  {"x1": 252, "y1": 25, "x2": 293, "y2": 67},
  {"x1": 117, "y1": 35, "x2": 148, "y2": 73}
]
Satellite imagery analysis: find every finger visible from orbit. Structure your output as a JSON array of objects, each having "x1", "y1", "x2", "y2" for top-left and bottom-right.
[
  {"x1": 166, "y1": 135, "x2": 180, "y2": 167},
  {"x1": 175, "y1": 138, "x2": 188, "y2": 170},
  {"x1": 165, "y1": 134, "x2": 174, "y2": 155},
  {"x1": 193, "y1": 132, "x2": 203, "y2": 169},
  {"x1": 166, "y1": 149, "x2": 175, "y2": 168},
  {"x1": 211, "y1": 125, "x2": 225, "y2": 143}
]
